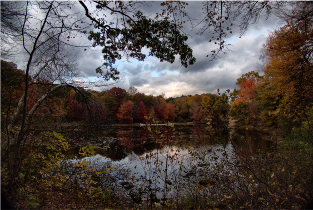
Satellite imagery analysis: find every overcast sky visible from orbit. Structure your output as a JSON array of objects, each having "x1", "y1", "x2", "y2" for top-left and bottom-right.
[{"x1": 7, "y1": 1, "x2": 285, "y2": 98}]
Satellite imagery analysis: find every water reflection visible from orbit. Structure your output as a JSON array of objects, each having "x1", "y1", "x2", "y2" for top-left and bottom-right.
[
  {"x1": 64, "y1": 126, "x2": 271, "y2": 205},
  {"x1": 231, "y1": 128, "x2": 274, "y2": 155},
  {"x1": 96, "y1": 125, "x2": 231, "y2": 161}
]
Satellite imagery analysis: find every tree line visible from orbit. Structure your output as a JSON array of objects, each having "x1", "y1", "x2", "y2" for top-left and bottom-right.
[{"x1": 2, "y1": 61, "x2": 230, "y2": 126}]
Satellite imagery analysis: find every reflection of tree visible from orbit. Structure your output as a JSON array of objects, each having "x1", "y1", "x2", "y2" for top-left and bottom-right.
[
  {"x1": 231, "y1": 129, "x2": 271, "y2": 155},
  {"x1": 193, "y1": 124, "x2": 206, "y2": 139},
  {"x1": 117, "y1": 128, "x2": 134, "y2": 149},
  {"x1": 132, "y1": 127, "x2": 148, "y2": 156},
  {"x1": 161, "y1": 126, "x2": 176, "y2": 144},
  {"x1": 192, "y1": 125, "x2": 230, "y2": 146},
  {"x1": 106, "y1": 141, "x2": 128, "y2": 161},
  {"x1": 138, "y1": 128, "x2": 148, "y2": 148},
  {"x1": 102, "y1": 126, "x2": 233, "y2": 161}
]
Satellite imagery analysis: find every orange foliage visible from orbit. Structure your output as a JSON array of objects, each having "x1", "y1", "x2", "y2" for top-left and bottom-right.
[
  {"x1": 117, "y1": 100, "x2": 134, "y2": 123},
  {"x1": 231, "y1": 71, "x2": 261, "y2": 126},
  {"x1": 261, "y1": 17, "x2": 313, "y2": 120}
]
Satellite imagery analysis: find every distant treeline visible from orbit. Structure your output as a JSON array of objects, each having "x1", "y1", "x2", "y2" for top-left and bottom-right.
[{"x1": 1, "y1": 60, "x2": 229, "y2": 127}]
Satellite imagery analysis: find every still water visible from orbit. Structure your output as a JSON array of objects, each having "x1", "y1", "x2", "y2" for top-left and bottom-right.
[{"x1": 64, "y1": 125, "x2": 269, "y2": 204}]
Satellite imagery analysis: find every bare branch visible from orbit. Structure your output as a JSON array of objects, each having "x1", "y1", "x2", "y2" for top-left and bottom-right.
[{"x1": 79, "y1": 1, "x2": 119, "y2": 31}]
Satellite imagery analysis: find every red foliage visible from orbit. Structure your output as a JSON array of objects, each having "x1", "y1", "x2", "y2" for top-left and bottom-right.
[
  {"x1": 234, "y1": 76, "x2": 260, "y2": 116},
  {"x1": 237, "y1": 77, "x2": 259, "y2": 103},
  {"x1": 154, "y1": 100, "x2": 176, "y2": 123},
  {"x1": 166, "y1": 103, "x2": 176, "y2": 122},
  {"x1": 154, "y1": 105, "x2": 166, "y2": 122},
  {"x1": 138, "y1": 101, "x2": 147, "y2": 123},
  {"x1": 232, "y1": 72, "x2": 261, "y2": 126},
  {"x1": 66, "y1": 97, "x2": 86, "y2": 121}
]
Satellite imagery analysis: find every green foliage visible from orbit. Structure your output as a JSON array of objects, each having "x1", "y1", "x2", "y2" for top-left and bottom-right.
[
  {"x1": 281, "y1": 106, "x2": 313, "y2": 151},
  {"x1": 230, "y1": 101, "x2": 249, "y2": 124},
  {"x1": 4, "y1": 130, "x2": 124, "y2": 209},
  {"x1": 200, "y1": 94, "x2": 229, "y2": 128},
  {"x1": 26, "y1": 194, "x2": 40, "y2": 209}
]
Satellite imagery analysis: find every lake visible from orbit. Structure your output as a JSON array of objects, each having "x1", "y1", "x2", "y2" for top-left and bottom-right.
[{"x1": 62, "y1": 125, "x2": 271, "y2": 206}]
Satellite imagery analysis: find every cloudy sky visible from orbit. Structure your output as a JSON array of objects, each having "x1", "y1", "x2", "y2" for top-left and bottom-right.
[{"x1": 7, "y1": 1, "x2": 285, "y2": 98}]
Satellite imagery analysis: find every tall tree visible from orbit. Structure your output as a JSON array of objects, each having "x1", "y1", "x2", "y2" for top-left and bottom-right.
[
  {"x1": 201, "y1": 93, "x2": 229, "y2": 128},
  {"x1": 1, "y1": 1, "x2": 93, "y2": 191},
  {"x1": 260, "y1": 2, "x2": 313, "y2": 125},
  {"x1": 1, "y1": 61, "x2": 26, "y2": 126},
  {"x1": 138, "y1": 101, "x2": 147, "y2": 123},
  {"x1": 106, "y1": 87, "x2": 126, "y2": 111},
  {"x1": 117, "y1": 100, "x2": 134, "y2": 124},
  {"x1": 127, "y1": 86, "x2": 138, "y2": 97},
  {"x1": 173, "y1": 97, "x2": 190, "y2": 122},
  {"x1": 187, "y1": 94, "x2": 204, "y2": 123},
  {"x1": 154, "y1": 97, "x2": 175, "y2": 123},
  {"x1": 230, "y1": 71, "x2": 261, "y2": 127}
]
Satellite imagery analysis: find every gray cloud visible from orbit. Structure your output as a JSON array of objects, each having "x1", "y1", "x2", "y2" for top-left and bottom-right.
[
  {"x1": 129, "y1": 76, "x2": 149, "y2": 87},
  {"x1": 129, "y1": 71, "x2": 151, "y2": 87},
  {"x1": 150, "y1": 72, "x2": 178, "y2": 87},
  {"x1": 123, "y1": 62, "x2": 143, "y2": 76},
  {"x1": 6, "y1": 1, "x2": 286, "y2": 98},
  {"x1": 76, "y1": 48, "x2": 103, "y2": 77},
  {"x1": 115, "y1": 1, "x2": 283, "y2": 97}
]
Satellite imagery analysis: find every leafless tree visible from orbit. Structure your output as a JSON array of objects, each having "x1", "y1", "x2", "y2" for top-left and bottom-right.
[{"x1": 1, "y1": 1, "x2": 92, "y2": 190}]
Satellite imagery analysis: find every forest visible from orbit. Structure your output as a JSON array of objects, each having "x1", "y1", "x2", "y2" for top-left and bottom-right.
[
  {"x1": 1, "y1": 1, "x2": 313, "y2": 209},
  {"x1": 1, "y1": 63, "x2": 230, "y2": 126}
]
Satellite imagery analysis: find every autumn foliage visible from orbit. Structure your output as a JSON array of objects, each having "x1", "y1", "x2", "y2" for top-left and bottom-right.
[
  {"x1": 230, "y1": 3, "x2": 313, "y2": 131},
  {"x1": 138, "y1": 101, "x2": 147, "y2": 123},
  {"x1": 117, "y1": 100, "x2": 134, "y2": 123},
  {"x1": 65, "y1": 97, "x2": 87, "y2": 121},
  {"x1": 2, "y1": 2, "x2": 313, "y2": 210},
  {"x1": 261, "y1": 21, "x2": 313, "y2": 123},
  {"x1": 230, "y1": 71, "x2": 261, "y2": 126}
]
